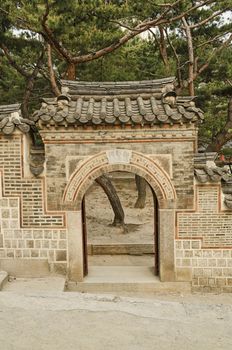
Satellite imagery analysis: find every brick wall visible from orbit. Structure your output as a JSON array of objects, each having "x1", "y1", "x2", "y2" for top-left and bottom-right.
[
  {"x1": 177, "y1": 185, "x2": 232, "y2": 291},
  {"x1": 176, "y1": 240, "x2": 232, "y2": 292},
  {"x1": 178, "y1": 186, "x2": 232, "y2": 248},
  {"x1": 0, "y1": 134, "x2": 67, "y2": 268},
  {"x1": 1, "y1": 129, "x2": 232, "y2": 289},
  {"x1": 0, "y1": 135, "x2": 65, "y2": 227}
]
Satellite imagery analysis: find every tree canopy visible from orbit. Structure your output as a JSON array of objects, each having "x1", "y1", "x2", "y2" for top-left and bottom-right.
[{"x1": 0, "y1": 0, "x2": 232, "y2": 150}]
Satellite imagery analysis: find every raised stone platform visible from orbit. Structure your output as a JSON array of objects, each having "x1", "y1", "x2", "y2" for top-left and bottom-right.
[{"x1": 67, "y1": 266, "x2": 191, "y2": 294}]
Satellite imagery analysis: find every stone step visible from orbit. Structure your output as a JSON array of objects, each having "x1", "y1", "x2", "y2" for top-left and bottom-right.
[
  {"x1": 67, "y1": 266, "x2": 191, "y2": 294},
  {"x1": 88, "y1": 254, "x2": 154, "y2": 266},
  {"x1": 88, "y1": 244, "x2": 154, "y2": 255}
]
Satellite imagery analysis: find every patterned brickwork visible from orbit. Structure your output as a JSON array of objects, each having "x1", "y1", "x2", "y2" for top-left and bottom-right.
[
  {"x1": 176, "y1": 240, "x2": 232, "y2": 292},
  {"x1": 0, "y1": 134, "x2": 67, "y2": 265},
  {"x1": 177, "y1": 186, "x2": 232, "y2": 248},
  {"x1": 0, "y1": 135, "x2": 64, "y2": 227},
  {"x1": 0, "y1": 196, "x2": 67, "y2": 263},
  {"x1": 44, "y1": 130, "x2": 195, "y2": 211},
  {"x1": 63, "y1": 150, "x2": 176, "y2": 206}
]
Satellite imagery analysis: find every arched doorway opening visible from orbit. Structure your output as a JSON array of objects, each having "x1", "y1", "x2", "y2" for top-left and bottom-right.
[
  {"x1": 81, "y1": 170, "x2": 159, "y2": 279},
  {"x1": 63, "y1": 150, "x2": 176, "y2": 282}
]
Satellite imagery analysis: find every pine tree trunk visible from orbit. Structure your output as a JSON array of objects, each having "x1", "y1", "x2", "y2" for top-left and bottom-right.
[
  {"x1": 182, "y1": 17, "x2": 195, "y2": 96},
  {"x1": 134, "y1": 175, "x2": 147, "y2": 209},
  {"x1": 66, "y1": 62, "x2": 76, "y2": 80},
  {"x1": 95, "y1": 175, "x2": 125, "y2": 226}
]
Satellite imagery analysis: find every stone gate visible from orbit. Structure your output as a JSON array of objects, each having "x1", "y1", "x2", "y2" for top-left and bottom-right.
[{"x1": 0, "y1": 78, "x2": 232, "y2": 291}]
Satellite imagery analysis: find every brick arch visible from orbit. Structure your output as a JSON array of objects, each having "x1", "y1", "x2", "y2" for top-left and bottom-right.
[{"x1": 63, "y1": 150, "x2": 176, "y2": 209}]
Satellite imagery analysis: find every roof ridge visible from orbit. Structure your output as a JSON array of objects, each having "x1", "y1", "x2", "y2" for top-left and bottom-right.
[
  {"x1": 61, "y1": 77, "x2": 176, "y2": 88},
  {"x1": 0, "y1": 103, "x2": 21, "y2": 113}
]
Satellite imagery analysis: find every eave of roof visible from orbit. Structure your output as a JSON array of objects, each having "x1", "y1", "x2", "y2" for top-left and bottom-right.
[
  {"x1": 0, "y1": 103, "x2": 34, "y2": 135},
  {"x1": 32, "y1": 78, "x2": 204, "y2": 128}
]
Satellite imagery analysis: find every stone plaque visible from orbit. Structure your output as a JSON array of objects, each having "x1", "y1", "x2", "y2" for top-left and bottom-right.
[{"x1": 106, "y1": 149, "x2": 132, "y2": 164}]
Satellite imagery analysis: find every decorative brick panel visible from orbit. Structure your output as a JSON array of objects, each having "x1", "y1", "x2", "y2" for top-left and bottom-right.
[
  {"x1": 175, "y1": 239, "x2": 232, "y2": 292},
  {"x1": 0, "y1": 196, "x2": 67, "y2": 263},
  {"x1": 0, "y1": 135, "x2": 65, "y2": 227},
  {"x1": 177, "y1": 186, "x2": 232, "y2": 248},
  {"x1": 0, "y1": 134, "x2": 67, "y2": 264},
  {"x1": 43, "y1": 129, "x2": 196, "y2": 211}
]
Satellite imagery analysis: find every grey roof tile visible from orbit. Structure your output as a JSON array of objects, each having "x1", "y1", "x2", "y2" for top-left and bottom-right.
[
  {"x1": 33, "y1": 78, "x2": 204, "y2": 127},
  {"x1": 0, "y1": 103, "x2": 34, "y2": 135}
]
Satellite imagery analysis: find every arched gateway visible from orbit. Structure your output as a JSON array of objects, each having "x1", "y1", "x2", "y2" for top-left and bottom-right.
[
  {"x1": 63, "y1": 150, "x2": 176, "y2": 206},
  {"x1": 33, "y1": 77, "x2": 203, "y2": 283},
  {"x1": 63, "y1": 149, "x2": 176, "y2": 281},
  {"x1": 4, "y1": 77, "x2": 232, "y2": 292}
]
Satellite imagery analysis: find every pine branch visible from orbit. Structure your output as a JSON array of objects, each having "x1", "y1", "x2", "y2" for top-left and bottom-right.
[
  {"x1": 189, "y1": 9, "x2": 228, "y2": 29},
  {"x1": 0, "y1": 43, "x2": 30, "y2": 78},
  {"x1": 196, "y1": 31, "x2": 231, "y2": 48},
  {"x1": 182, "y1": 17, "x2": 195, "y2": 96},
  {"x1": 164, "y1": 28, "x2": 183, "y2": 89},
  {"x1": 40, "y1": 0, "x2": 213, "y2": 65},
  {"x1": 196, "y1": 33, "x2": 232, "y2": 77}
]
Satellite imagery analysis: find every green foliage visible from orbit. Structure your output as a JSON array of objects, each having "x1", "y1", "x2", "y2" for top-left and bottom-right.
[
  {"x1": 0, "y1": 0, "x2": 231, "y2": 150},
  {"x1": 197, "y1": 46, "x2": 232, "y2": 146},
  {"x1": 76, "y1": 38, "x2": 176, "y2": 81},
  {"x1": 221, "y1": 148, "x2": 232, "y2": 156},
  {"x1": 0, "y1": 58, "x2": 25, "y2": 104}
]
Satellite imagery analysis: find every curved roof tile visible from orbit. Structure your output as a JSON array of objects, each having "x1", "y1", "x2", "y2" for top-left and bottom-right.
[
  {"x1": 0, "y1": 104, "x2": 34, "y2": 135},
  {"x1": 32, "y1": 78, "x2": 204, "y2": 128}
]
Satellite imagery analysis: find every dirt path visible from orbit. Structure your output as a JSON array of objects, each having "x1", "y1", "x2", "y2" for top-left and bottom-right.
[{"x1": 0, "y1": 291, "x2": 232, "y2": 350}]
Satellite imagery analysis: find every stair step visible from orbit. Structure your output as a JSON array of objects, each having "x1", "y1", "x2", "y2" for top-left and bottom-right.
[
  {"x1": 88, "y1": 244, "x2": 154, "y2": 255},
  {"x1": 88, "y1": 254, "x2": 154, "y2": 266},
  {"x1": 67, "y1": 266, "x2": 191, "y2": 294}
]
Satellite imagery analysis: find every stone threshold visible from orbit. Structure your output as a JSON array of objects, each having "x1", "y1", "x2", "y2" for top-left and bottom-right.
[
  {"x1": 67, "y1": 266, "x2": 191, "y2": 294},
  {"x1": 88, "y1": 244, "x2": 154, "y2": 255}
]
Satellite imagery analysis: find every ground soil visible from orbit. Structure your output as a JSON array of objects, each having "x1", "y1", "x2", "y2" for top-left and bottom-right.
[{"x1": 85, "y1": 172, "x2": 154, "y2": 245}]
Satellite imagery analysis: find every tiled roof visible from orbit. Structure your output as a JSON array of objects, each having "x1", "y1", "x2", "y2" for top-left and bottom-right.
[
  {"x1": 32, "y1": 78, "x2": 204, "y2": 127},
  {"x1": 194, "y1": 153, "x2": 232, "y2": 209},
  {"x1": 0, "y1": 104, "x2": 34, "y2": 135},
  {"x1": 194, "y1": 166, "x2": 231, "y2": 183}
]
